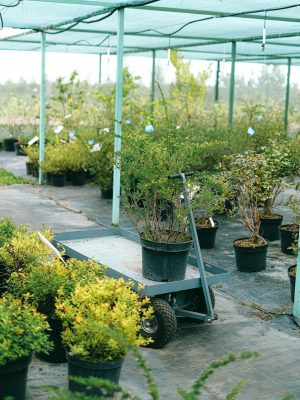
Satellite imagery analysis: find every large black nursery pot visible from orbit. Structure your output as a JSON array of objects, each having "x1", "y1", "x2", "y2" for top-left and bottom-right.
[
  {"x1": 71, "y1": 170, "x2": 86, "y2": 186},
  {"x1": 101, "y1": 187, "x2": 113, "y2": 199},
  {"x1": 140, "y1": 235, "x2": 193, "y2": 282},
  {"x1": 67, "y1": 353, "x2": 123, "y2": 397},
  {"x1": 32, "y1": 165, "x2": 39, "y2": 178},
  {"x1": 233, "y1": 238, "x2": 269, "y2": 272},
  {"x1": 288, "y1": 265, "x2": 296, "y2": 302},
  {"x1": 279, "y1": 224, "x2": 299, "y2": 255},
  {"x1": 196, "y1": 220, "x2": 219, "y2": 249},
  {"x1": 26, "y1": 161, "x2": 33, "y2": 175},
  {"x1": 51, "y1": 173, "x2": 65, "y2": 187},
  {"x1": 36, "y1": 318, "x2": 66, "y2": 363},
  {"x1": 259, "y1": 214, "x2": 283, "y2": 241},
  {"x1": 0, "y1": 354, "x2": 32, "y2": 400},
  {"x1": 3, "y1": 138, "x2": 17, "y2": 152}
]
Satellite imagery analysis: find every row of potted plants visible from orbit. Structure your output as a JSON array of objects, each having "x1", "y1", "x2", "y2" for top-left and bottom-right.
[{"x1": 0, "y1": 218, "x2": 152, "y2": 400}]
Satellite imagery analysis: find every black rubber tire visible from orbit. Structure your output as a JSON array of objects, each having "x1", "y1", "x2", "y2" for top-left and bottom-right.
[
  {"x1": 140, "y1": 298, "x2": 177, "y2": 349},
  {"x1": 186, "y1": 287, "x2": 215, "y2": 314}
]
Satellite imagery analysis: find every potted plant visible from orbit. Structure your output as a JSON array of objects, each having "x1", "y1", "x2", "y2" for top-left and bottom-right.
[
  {"x1": 259, "y1": 139, "x2": 296, "y2": 241},
  {"x1": 192, "y1": 173, "x2": 226, "y2": 249},
  {"x1": 25, "y1": 145, "x2": 39, "y2": 177},
  {"x1": 0, "y1": 295, "x2": 52, "y2": 400},
  {"x1": 280, "y1": 195, "x2": 300, "y2": 255},
  {"x1": 56, "y1": 277, "x2": 152, "y2": 396},
  {"x1": 64, "y1": 140, "x2": 89, "y2": 186},
  {"x1": 120, "y1": 123, "x2": 196, "y2": 282},
  {"x1": 225, "y1": 152, "x2": 270, "y2": 272},
  {"x1": 0, "y1": 217, "x2": 16, "y2": 294},
  {"x1": 43, "y1": 143, "x2": 68, "y2": 186},
  {"x1": 7, "y1": 257, "x2": 106, "y2": 363}
]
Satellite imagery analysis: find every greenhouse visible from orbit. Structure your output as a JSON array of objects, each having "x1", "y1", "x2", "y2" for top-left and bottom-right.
[{"x1": 0, "y1": 0, "x2": 299, "y2": 399}]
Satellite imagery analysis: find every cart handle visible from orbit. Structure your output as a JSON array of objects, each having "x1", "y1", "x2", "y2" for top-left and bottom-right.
[{"x1": 168, "y1": 171, "x2": 194, "y2": 180}]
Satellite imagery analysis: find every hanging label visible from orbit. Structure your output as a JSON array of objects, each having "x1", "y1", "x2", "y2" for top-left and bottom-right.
[
  {"x1": 247, "y1": 127, "x2": 255, "y2": 136},
  {"x1": 28, "y1": 136, "x2": 39, "y2": 146}
]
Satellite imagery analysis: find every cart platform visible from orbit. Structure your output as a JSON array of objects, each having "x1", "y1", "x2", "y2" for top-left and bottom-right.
[{"x1": 54, "y1": 227, "x2": 229, "y2": 297}]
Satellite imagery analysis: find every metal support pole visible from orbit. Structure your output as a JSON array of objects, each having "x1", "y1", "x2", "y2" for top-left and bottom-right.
[
  {"x1": 112, "y1": 8, "x2": 125, "y2": 226},
  {"x1": 150, "y1": 49, "x2": 156, "y2": 114},
  {"x1": 39, "y1": 31, "x2": 46, "y2": 185},
  {"x1": 214, "y1": 61, "x2": 220, "y2": 102},
  {"x1": 98, "y1": 53, "x2": 102, "y2": 85},
  {"x1": 284, "y1": 57, "x2": 291, "y2": 131},
  {"x1": 228, "y1": 41, "x2": 236, "y2": 127},
  {"x1": 293, "y1": 226, "x2": 300, "y2": 324}
]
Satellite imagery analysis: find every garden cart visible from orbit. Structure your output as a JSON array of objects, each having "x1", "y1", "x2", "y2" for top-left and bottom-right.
[{"x1": 54, "y1": 172, "x2": 229, "y2": 348}]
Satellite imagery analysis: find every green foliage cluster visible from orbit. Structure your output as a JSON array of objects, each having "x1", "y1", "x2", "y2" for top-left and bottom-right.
[
  {"x1": 0, "y1": 217, "x2": 15, "y2": 247},
  {"x1": 0, "y1": 296, "x2": 52, "y2": 366},
  {"x1": 7, "y1": 258, "x2": 106, "y2": 318},
  {"x1": 56, "y1": 278, "x2": 152, "y2": 362},
  {"x1": 0, "y1": 167, "x2": 31, "y2": 186}
]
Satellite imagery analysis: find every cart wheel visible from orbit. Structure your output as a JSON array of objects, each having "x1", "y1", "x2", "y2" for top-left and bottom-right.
[
  {"x1": 140, "y1": 298, "x2": 177, "y2": 349},
  {"x1": 186, "y1": 287, "x2": 215, "y2": 314}
]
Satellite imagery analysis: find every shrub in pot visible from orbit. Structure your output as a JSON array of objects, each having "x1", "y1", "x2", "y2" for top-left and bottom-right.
[
  {"x1": 224, "y1": 152, "x2": 269, "y2": 272},
  {"x1": 56, "y1": 278, "x2": 152, "y2": 397},
  {"x1": 63, "y1": 141, "x2": 89, "y2": 186},
  {"x1": 0, "y1": 217, "x2": 16, "y2": 294},
  {"x1": 25, "y1": 145, "x2": 39, "y2": 178},
  {"x1": 42, "y1": 143, "x2": 69, "y2": 186},
  {"x1": 7, "y1": 258, "x2": 106, "y2": 363},
  {"x1": 0, "y1": 295, "x2": 52, "y2": 400},
  {"x1": 120, "y1": 123, "x2": 198, "y2": 282},
  {"x1": 259, "y1": 138, "x2": 297, "y2": 241},
  {"x1": 279, "y1": 195, "x2": 300, "y2": 255},
  {"x1": 192, "y1": 173, "x2": 226, "y2": 249}
]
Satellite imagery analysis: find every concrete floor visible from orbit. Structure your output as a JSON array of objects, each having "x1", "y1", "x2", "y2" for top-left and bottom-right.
[{"x1": 0, "y1": 151, "x2": 300, "y2": 400}]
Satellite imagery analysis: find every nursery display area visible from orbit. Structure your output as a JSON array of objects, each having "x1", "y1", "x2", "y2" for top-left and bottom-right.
[{"x1": 0, "y1": 0, "x2": 300, "y2": 399}]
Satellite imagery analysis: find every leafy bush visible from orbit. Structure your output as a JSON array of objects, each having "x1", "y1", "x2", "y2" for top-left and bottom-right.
[
  {"x1": 56, "y1": 278, "x2": 152, "y2": 362},
  {"x1": 0, "y1": 296, "x2": 52, "y2": 365},
  {"x1": 0, "y1": 217, "x2": 15, "y2": 247}
]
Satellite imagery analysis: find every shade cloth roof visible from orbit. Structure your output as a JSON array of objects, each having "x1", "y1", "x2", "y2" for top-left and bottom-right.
[{"x1": 1, "y1": 0, "x2": 300, "y2": 65}]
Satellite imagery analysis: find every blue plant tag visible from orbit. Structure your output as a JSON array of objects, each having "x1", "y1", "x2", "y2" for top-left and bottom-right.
[
  {"x1": 247, "y1": 127, "x2": 255, "y2": 136},
  {"x1": 145, "y1": 124, "x2": 154, "y2": 133},
  {"x1": 88, "y1": 139, "x2": 95, "y2": 145},
  {"x1": 125, "y1": 119, "x2": 131, "y2": 125},
  {"x1": 69, "y1": 130, "x2": 76, "y2": 138}
]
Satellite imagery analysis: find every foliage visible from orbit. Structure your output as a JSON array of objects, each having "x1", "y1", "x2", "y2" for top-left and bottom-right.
[
  {"x1": 0, "y1": 217, "x2": 15, "y2": 247},
  {"x1": 0, "y1": 295, "x2": 52, "y2": 366},
  {"x1": 25, "y1": 145, "x2": 39, "y2": 166},
  {"x1": 0, "y1": 95, "x2": 31, "y2": 139},
  {"x1": 42, "y1": 143, "x2": 70, "y2": 174},
  {"x1": 223, "y1": 152, "x2": 271, "y2": 243},
  {"x1": 7, "y1": 258, "x2": 106, "y2": 318},
  {"x1": 56, "y1": 278, "x2": 152, "y2": 362},
  {"x1": 261, "y1": 137, "x2": 297, "y2": 215},
  {"x1": 0, "y1": 167, "x2": 31, "y2": 186},
  {"x1": 192, "y1": 173, "x2": 226, "y2": 226},
  {"x1": 287, "y1": 195, "x2": 300, "y2": 226},
  {"x1": 0, "y1": 226, "x2": 53, "y2": 276}
]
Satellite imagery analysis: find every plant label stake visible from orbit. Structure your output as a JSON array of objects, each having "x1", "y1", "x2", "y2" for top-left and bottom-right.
[
  {"x1": 37, "y1": 231, "x2": 66, "y2": 264},
  {"x1": 168, "y1": 172, "x2": 215, "y2": 321}
]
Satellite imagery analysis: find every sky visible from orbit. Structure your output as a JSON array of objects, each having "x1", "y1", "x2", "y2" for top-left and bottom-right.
[{"x1": 0, "y1": 49, "x2": 298, "y2": 88}]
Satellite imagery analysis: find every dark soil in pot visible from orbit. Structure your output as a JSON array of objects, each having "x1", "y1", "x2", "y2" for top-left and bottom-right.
[
  {"x1": 67, "y1": 353, "x2": 123, "y2": 397},
  {"x1": 140, "y1": 232, "x2": 193, "y2": 282},
  {"x1": 259, "y1": 214, "x2": 283, "y2": 241},
  {"x1": 288, "y1": 265, "x2": 296, "y2": 302},
  {"x1": 36, "y1": 318, "x2": 66, "y2": 363},
  {"x1": 71, "y1": 170, "x2": 86, "y2": 186},
  {"x1": 0, "y1": 354, "x2": 32, "y2": 400},
  {"x1": 279, "y1": 224, "x2": 299, "y2": 255},
  {"x1": 196, "y1": 219, "x2": 219, "y2": 249},
  {"x1": 233, "y1": 237, "x2": 269, "y2": 272},
  {"x1": 4, "y1": 138, "x2": 17, "y2": 152}
]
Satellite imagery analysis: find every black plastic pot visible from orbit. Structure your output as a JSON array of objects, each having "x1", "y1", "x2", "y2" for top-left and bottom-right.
[
  {"x1": 140, "y1": 236, "x2": 193, "y2": 282},
  {"x1": 259, "y1": 214, "x2": 283, "y2": 241},
  {"x1": 51, "y1": 173, "x2": 65, "y2": 187},
  {"x1": 101, "y1": 188, "x2": 113, "y2": 199},
  {"x1": 279, "y1": 224, "x2": 299, "y2": 255},
  {"x1": 0, "y1": 354, "x2": 32, "y2": 400},
  {"x1": 32, "y1": 165, "x2": 39, "y2": 178},
  {"x1": 196, "y1": 220, "x2": 219, "y2": 249},
  {"x1": 14, "y1": 142, "x2": 26, "y2": 156},
  {"x1": 36, "y1": 318, "x2": 66, "y2": 363},
  {"x1": 67, "y1": 353, "x2": 123, "y2": 397},
  {"x1": 233, "y1": 238, "x2": 269, "y2": 272},
  {"x1": 71, "y1": 170, "x2": 86, "y2": 186},
  {"x1": 288, "y1": 265, "x2": 296, "y2": 302},
  {"x1": 26, "y1": 162, "x2": 33, "y2": 175},
  {"x1": 4, "y1": 138, "x2": 17, "y2": 152}
]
